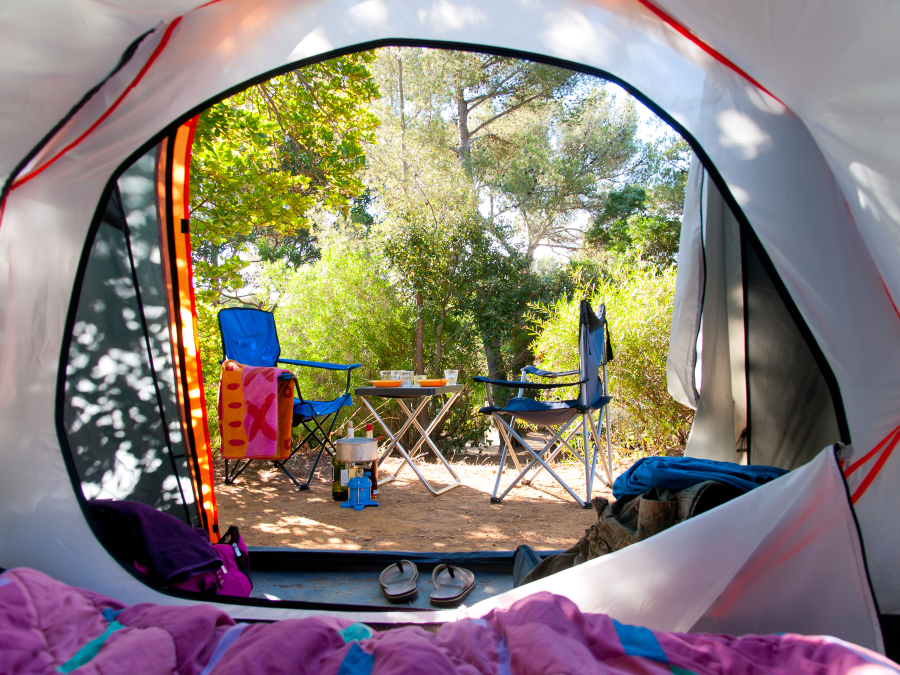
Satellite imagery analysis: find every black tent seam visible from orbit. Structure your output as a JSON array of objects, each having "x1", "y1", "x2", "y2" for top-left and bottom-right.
[
  {"x1": 833, "y1": 445, "x2": 883, "y2": 640},
  {"x1": 118, "y1": 184, "x2": 193, "y2": 523},
  {"x1": 741, "y1": 224, "x2": 752, "y2": 464},
  {"x1": 693, "y1": 170, "x2": 706, "y2": 406},
  {"x1": 0, "y1": 28, "x2": 154, "y2": 206}
]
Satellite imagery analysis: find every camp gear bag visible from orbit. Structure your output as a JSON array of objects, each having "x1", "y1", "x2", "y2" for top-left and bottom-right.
[{"x1": 166, "y1": 526, "x2": 252, "y2": 597}]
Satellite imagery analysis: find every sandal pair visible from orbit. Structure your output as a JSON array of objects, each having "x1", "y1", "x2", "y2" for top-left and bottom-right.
[{"x1": 379, "y1": 560, "x2": 475, "y2": 607}]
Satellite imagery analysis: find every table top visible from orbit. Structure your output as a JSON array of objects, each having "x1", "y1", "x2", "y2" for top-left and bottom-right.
[{"x1": 354, "y1": 384, "x2": 464, "y2": 398}]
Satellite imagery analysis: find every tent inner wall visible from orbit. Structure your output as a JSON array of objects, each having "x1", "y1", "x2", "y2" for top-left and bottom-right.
[
  {"x1": 673, "y1": 162, "x2": 843, "y2": 469},
  {"x1": 742, "y1": 227, "x2": 843, "y2": 468},
  {"x1": 63, "y1": 146, "x2": 198, "y2": 524}
]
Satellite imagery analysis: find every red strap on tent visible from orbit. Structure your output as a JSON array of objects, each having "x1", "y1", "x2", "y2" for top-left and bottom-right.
[
  {"x1": 633, "y1": 0, "x2": 782, "y2": 105},
  {"x1": 848, "y1": 427, "x2": 900, "y2": 504},
  {"x1": 9, "y1": 17, "x2": 182, "y2": 192},
  {"x1": 843, "y1": 423, "x2": 900, "y2": 478},
  {"x1": 843, "y1": 422, "x2": 900, "y2": 504}
]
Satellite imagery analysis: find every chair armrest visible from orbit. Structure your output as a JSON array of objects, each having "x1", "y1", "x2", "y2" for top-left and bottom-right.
[
  {"x1": 523, "y1": 366, "x2": 580, "y2": 379},
  {"x1": 472, "y1": 376, "x2": 585, "y2": 390},
  {"x1": 277, "y1": 358, "x2": 362, "y2": 371}
]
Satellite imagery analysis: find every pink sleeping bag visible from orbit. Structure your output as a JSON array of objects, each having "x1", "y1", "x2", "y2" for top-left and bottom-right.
[{"x1": 1, "y1": 567, "x2": 897, "y2": 675}]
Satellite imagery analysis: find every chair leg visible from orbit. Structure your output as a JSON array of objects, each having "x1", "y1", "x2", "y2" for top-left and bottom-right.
[
  {"x1": 273, "y1": 459, "x2": 306, "y2": 489},
  {"x1": 310, "y1": 417, "x2": 339, "y2": 457},
  {"x1": 587, "y1": 406, "x2": 613, "y2": 487},
  {"x1": 604, "y1": 404, "x2": 614, "y2": 480},
  {"x1": 491, "y1": 431, "x2": 510, "y2": 504},
  {"x1": 289, "y1": 411, "x2": 342, "y2": 491},
  {"x1": 525, "y1": 421, "x2": 584, "y2": 484},
  {"x1": 224, "y1": 458, "x2": 254, "y2": 485},
  {"x1": 493, "y1": 415, "x2": 586, "y2": 506},
  {"x1": 582, "y1": 413, "x2": 594, "y2": 506}
]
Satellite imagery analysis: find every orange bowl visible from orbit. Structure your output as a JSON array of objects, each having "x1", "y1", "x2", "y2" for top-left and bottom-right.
[
  {"x1": 417, "y1": 379, "x2": 447, "y2": 387},
  {"x1": 370, "y1": 380, "x2": 402, "y2": 388}
]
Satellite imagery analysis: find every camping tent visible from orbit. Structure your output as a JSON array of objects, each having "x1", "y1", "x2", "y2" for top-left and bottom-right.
[{"x1": 1, "y1": 0, "x2": 898, "y2": 653}]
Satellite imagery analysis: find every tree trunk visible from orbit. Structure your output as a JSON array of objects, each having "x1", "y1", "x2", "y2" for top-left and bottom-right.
[
  {"x1": 481, "y1": 330, "x2": 505, "y2": 379},
  {"x1": 455, "y1": 86, "x2": 473, "y2": 175},
  {"x1": 480, "y1": 330, "x2": 506, "y2": 412},
  {"x1": 433, "y1": 307, "x2": 447, "y2": 372},
  {"x1": 396, "y1": 52, "x2": 409, "y2": 187},
  {"x1": 415, "y1": 291, "x2": 424, "y2": 375}
]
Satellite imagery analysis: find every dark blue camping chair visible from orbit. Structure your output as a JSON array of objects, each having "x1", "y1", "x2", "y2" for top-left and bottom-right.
[
  {"x1": 217, "y1": 307, "x2": 361, "y2": 490},
  {"x1": 474, "y1": 300, "x2": 614, "y2": 507}
]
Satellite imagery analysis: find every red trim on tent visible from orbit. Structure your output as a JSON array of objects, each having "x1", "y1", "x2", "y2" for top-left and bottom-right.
[
  {"x1": 849, "y1": 427, "x2": 900, "y2": 504},
  {"x1": 9, "y1": 18, "x2": 182, "y2": 192},
  {"x1": 179, "y1": 114, "x2": 218, "y2": 534},
  {"x1": 633, "y1": 0, "x2": 782, "y2": 105},
  {"x1": 880, "y1": 278, "x2": 900, "y2": 324},
  {"x1": 843, "y1": 196, "x2": 900, "y2": 326},
  {"x1": 844, "y1": 424, "x2": 900, "y2": 477}
]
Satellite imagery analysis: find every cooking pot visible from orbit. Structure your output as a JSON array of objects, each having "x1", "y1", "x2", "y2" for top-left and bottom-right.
[{"x1": 335, "y1": 437, "x2": 379, "y2": 463}]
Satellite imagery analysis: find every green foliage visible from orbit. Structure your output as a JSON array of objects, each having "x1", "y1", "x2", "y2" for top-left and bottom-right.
[
  {"x1": 476, "y1": 87, "x2": 642, "y2": 257},
  {"x1": 527, "y1": 256, "x2": 693, "y2": 452},
  {"x1": 196, "y1": 299, "x2": 225, "y2": 447},
  {"x1": 191, "y1": 47, "x2": 694, "y2": 459},
  {"x1": 585, "y1": 135, "x2": 690, "y2": 268},
  {"x1": 259, "y1": 244, "x2": 488, "y2": 451},
  {"x1": 189, "y1": 52, "x2": 380, "y2": 306},
  {"x1": 261, "y1": 245, "x2": 414, "y2": 395}
]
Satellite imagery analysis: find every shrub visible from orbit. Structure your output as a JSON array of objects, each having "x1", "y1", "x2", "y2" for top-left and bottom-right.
[{"x1": 526, "y1": 256, "x2": 693, "y2": 454}]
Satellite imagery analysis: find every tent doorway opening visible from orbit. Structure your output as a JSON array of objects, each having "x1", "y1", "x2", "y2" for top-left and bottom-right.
[{"x1": 58, "y1": 43, "x2": 846, "y2": 610}]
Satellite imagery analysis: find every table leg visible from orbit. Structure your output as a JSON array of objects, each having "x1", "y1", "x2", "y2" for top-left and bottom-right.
[
  {"x1": 362, "y1": 393, "x2": 463, "y2": 496},
  {"x1": 360, "y1": 396, "x2": 429, "y2": 484},
  {"x1": 395, "y1": 393, "x2": 463, "y2": 486}
]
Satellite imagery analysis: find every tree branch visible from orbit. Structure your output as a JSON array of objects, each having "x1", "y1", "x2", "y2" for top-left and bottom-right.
[{"x1": 469, "y1": 93, "x2": 543, "y2": 137}]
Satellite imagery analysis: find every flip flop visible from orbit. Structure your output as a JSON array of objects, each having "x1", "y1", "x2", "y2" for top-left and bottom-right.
[
  {"x1": 379, "y1": 560, "x2": 418, "y2": 603},
  {"x1": 430, "y1": 564, "x2": 475, "y2": 607}
]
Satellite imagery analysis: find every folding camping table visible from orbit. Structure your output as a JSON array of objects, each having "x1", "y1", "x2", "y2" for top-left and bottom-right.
[{"x1": 354, "y1": 384, "x2": 464, "y2": 496}]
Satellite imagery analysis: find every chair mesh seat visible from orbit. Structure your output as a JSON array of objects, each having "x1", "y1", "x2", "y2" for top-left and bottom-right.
[
  {"x1": 293, "y1": 395, "x2": 352, "y2": 423},
  {"x1": 479, "y1": 398, "x2": 581, "y2": 426}
]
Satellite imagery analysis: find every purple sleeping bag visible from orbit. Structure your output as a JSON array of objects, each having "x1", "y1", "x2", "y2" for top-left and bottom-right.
[{"x1": 1, "y1": 567, "x2": 897, "y2": 675}]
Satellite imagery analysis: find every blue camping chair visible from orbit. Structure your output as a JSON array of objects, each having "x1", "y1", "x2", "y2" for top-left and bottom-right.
[
  {"x1": 474, "y1": 300, "x2": 614, "y2": 507},
  {"x1": 217, "y1": 307, "x2": 361, "y2": 490}
]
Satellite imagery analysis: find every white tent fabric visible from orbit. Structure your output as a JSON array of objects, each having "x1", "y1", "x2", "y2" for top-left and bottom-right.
[
  {"x1": 0, "y1": 0, "x2": 899, "y2": 637},
  {"x1": 666, "y1": 154, "x2": 703, "y2": 411},
  {"x1": 465, "y1": 447, "x2": 882, "y2": 652},
  {"x1": 668, "y1": 156, "x2": 747, "y2": 465}
]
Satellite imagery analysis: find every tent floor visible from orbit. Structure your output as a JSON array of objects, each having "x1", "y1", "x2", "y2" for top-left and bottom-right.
[
  {"x1": 251, "y1": 569, "x2": 513, "y2": 607},
  {"x1": 247, "y1": 547, "x2": 560, "y2": 609}
]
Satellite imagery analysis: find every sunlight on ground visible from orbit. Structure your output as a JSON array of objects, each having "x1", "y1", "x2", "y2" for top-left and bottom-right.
[{"x1": 216, "y1": 445, "x2": 619, "y2": 552}]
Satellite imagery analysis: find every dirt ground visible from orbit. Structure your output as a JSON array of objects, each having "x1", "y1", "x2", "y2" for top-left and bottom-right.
[{"x1": 215, "y1": 441, "x2": 625, "y2": 552}]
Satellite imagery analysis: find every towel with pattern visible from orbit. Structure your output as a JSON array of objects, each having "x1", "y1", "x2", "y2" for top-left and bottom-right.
[{"x1": 217, "y1": 359, "x2": 294, "y2": 459}]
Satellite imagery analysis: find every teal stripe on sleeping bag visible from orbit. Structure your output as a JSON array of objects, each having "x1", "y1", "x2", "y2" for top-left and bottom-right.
[
  {"x1": 336, "y1": 643, "x2": 374, "y2": 675},
  {"x1": 57, "y1": 609, "x2": 126, "y2": 673},
  {"x1": 612, "y1": 619, "x2": 699, "y2": 675},
  {"x1": 613, "y1": 619, "x2": 669, "y2": 664},
  {"x1": 339, "y1": 623, "x2": 375, "y2": 643}
]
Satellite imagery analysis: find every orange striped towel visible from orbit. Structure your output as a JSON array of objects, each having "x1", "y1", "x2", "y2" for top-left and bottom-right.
[{"x1": 217, "y1": 359, "x2": 294, "y2": 459}]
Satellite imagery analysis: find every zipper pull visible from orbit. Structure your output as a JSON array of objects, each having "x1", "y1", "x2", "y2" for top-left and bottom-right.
[{"x1": 232, "y1": 543, "x2": 241, "y2": 558}]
